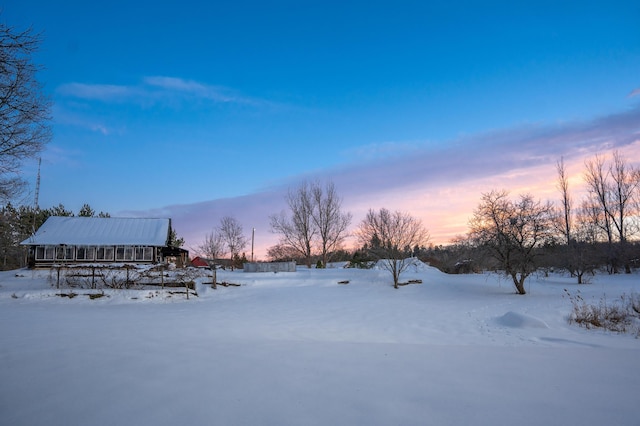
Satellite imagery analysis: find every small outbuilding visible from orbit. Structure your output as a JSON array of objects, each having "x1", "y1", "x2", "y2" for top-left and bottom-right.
[
  {"x1": 21, "y1": 216, "x2": 187, "y2": 268},
  {"x1": 243, "y1": 261, "x2": 296, "y2": 273},
  {"x1": 191, "y1": 256, "x2": 211, "y2": 268}
]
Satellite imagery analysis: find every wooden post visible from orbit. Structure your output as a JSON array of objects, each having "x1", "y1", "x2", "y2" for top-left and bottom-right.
[
  {"x1": 207, "y1": 260, "x2": 217, "y2": 290},
  {"x1": 161, "y1": 264, "x2": 164, "y2": 289}
]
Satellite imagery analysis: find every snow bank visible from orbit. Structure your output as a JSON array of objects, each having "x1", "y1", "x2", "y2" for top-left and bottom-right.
[
  {"x1": 496, "y1": 311, "x2": 550, "y2": 328},
  {"x1": 372, "y1": 257, "x2": 433, "y2": 272}
]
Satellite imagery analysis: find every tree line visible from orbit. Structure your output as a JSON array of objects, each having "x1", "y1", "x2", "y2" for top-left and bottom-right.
[
  {"x1": 262, "y1": 150, "x2": 639, "y2": 292},
  {"x1": 426, "y1": 150, "x2": 640, "y2": 294},
  {"x1": 196, "y1": 148, "x2": 639, "y2": 291}
]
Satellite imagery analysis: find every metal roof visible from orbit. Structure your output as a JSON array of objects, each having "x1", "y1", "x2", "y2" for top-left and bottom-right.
[{"x1": 21, "y1": 217, "x2": 171, "y2": 246}]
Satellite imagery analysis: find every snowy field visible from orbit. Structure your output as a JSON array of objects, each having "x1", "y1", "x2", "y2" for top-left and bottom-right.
[{"x1": 1, "y1": 262, "x2": 639, "y2": 426}]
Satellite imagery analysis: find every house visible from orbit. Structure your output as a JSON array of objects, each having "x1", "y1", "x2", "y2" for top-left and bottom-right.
[{"x1": 20, "y1": 216, "x2": 188, "y2": 268}]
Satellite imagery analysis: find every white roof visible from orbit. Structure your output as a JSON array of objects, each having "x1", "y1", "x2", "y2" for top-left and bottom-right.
[{"x1": 21, "y1": 217, "x2": 170, "y2": 246}]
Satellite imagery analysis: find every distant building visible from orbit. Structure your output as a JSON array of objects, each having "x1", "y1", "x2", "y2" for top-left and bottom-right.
[
  {"x1": 243, "y1": 261, "x2": 296, "y2": 272},
  {"x1": 191, "y1": 256, "x2": 234, "y2": 269},
  {"x1": 21, "y1": 216, "x2": 188, "y2": 268},
  {"x1": 191, "y1": 256, "x2": 211, "y2": 268}
]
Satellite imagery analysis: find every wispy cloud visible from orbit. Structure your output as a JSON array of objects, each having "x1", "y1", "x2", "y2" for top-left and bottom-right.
[
  {"x1": 56, "y1": 83, "x2": 140, "y2": 102},
  {"x1": 54, "y1": 76, "x2": 270, "y2": 134},
  {"x1": 126, "y1": 104, "x2": 640, "y2": 258},
  {"x1": 143, "y1": 76, "x2": 257, "y2": 104},
  {"x1": 144, "y1": 76, "x2": 208, "y2": 92},
  {"x1": 52, "y1": 104, "x2": 116, "y2": 135},
  {"x1": 342, "y1": 140, "x2": 428, "y2": 162},
  {"x1": 56, "y1": 76, "x2": 264, "y2": 107},
  {"x1": 629, "y1": 88, "x2": 640, "y2": 98},
  {"x1": 90, "y1": 124, "x2": 110, "y2": 135}
]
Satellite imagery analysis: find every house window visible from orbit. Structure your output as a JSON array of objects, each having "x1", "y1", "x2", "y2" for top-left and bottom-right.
[
  {"x1": 56, "y1": 246, "x2": 74, "y2": 261},
  {"x1": 115, "y1": 246, "x2": 134, "y2": 261},
  {"x1": 96, "y1": 246, "x2": 114, "y2": 261},
  {"x1": 135, "y1": 246, "x2": 153, "y2": 261},
  {"x1": 35, "y1": 245, "x2": 55, "y2": 260},
  {"x1": 76, "y1": 245, "x2": 96, "y2": 261}
]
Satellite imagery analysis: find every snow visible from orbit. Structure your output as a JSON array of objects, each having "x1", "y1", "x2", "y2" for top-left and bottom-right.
[
  {"x1": 1, "y1": 263, "x2": 639, "y2": 426},
  {"x1": 495, "y1": 311, "x2": 549, "y2": 329}
]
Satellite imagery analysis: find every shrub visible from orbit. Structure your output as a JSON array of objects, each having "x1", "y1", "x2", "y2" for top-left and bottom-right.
[{"x1": 564, "y1": 289, "x2": 640, "y2": 336}]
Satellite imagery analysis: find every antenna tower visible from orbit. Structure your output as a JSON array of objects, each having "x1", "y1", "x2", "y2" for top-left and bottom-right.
[
  {"x1": 34, "y1": 157, "x2": 41, "y2": 210},
  {"x1": 31, "y1": 157, "x2": 41, "y2": 235}
]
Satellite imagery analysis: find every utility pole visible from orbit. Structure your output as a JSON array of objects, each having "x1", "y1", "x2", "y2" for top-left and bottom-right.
[{"x1": 251, "y1": 228, "x2": 255, "y2": 262}]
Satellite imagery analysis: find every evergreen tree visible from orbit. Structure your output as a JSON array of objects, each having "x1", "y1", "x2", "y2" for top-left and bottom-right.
[{"x1": 78, "y1": 203, "x2": 95, "y2": 217}]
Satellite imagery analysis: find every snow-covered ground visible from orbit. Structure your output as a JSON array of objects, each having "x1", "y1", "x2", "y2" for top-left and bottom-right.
[{"x1": 1, "y1": 262, "x2": 639, "y2": 426}]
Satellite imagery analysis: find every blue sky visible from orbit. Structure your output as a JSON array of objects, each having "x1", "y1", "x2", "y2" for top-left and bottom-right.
[{"x1": 4, "y1": 1, "x2": 640, "y2": 257}]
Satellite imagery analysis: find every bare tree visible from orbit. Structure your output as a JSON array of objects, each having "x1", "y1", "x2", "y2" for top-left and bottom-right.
[
  {"x1": 356, "y1": 208, "x2": 430, "y2": 289},
  {"x1": 585, "y1": 155, "x2": 616, "y2": 272},
  {"x1": 469, "y1": 190, "x2": 555, "y2": 295},
  {"x1": 609, "y1": 151, "x2": 639, "y2": 273},
  {"x1": 584, "y1": 152, "x2": 640, "y2": 273},
  {"x1": 269, "y1": 182, "x2": 316, "y2": 267},
  {"x1": 219, "y1": 216, "x2": 247, "y2": 270},
  {"x1": 555, "y1": 157, "x2": 583, "y2": 279},
  {"x1": 270, "y1": 181, "x2": 352, "y2": 268},
  {"x1": 569, "y1": 202, "x2": 602, "y2": 284},
  {"x1": 556, "y1": 157, "x2": 573, "y2": 246},
  {"x1": 198, "y1": 229, "x2": 226, "y2": 261},
  {"x1": 310, "y1": 181, "x2": 352, "y2": 267},
  {"x1": 0, "y1": 22, "x2": 52, "y2": 201}
]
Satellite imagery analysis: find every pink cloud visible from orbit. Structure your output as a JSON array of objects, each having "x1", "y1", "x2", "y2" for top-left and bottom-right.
[{"x1": 124, "y1": 105, "x2": 640, "y2": 260}]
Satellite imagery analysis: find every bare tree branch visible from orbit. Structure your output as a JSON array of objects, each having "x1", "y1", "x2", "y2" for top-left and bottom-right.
[{"x1": 0, "y1": 21, "x2": 51, "y2": 201}]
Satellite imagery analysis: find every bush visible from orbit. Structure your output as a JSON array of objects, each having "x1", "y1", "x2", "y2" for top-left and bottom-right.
[{"x1": 564, "y1": 289, "x2": 640, "y2": 336}]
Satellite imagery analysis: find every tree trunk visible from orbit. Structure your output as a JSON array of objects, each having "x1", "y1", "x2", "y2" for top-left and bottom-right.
[
  {"x1": 393, "y1": 263, "x2": 400, "y2": 289},
  {"x1": 511, "y1": 273, "x2": 527, "y2": 295}
]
